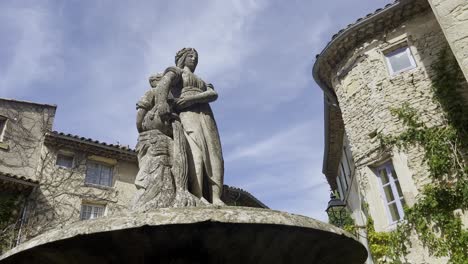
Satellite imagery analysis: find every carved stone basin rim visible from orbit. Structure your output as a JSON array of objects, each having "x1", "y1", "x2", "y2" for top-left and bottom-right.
[{"x1": 1, "y1": 207, "x2": 368, "y2": 264}]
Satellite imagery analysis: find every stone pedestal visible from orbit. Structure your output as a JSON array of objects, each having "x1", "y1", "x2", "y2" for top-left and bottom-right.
[{"x1": 0, "y1": 207, "x2": 367, "y2": 264}]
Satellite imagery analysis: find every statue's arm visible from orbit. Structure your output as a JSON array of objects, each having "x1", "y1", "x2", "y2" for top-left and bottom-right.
[
  {"x1": 136, "y1": 108, "x2": 146, "y2": 133},
  {"x1": 136, "y1": 89, "x2": 155, "y2": 133},
  {"x1": 176, "y1": 83, "x2": 218, "y2": 110},
  {"x1": 155, "y1": 71, "x2": 178, "y2": 118},
  {"x1": 193, "y1": 83, "x2": 218, "y2": 103}
]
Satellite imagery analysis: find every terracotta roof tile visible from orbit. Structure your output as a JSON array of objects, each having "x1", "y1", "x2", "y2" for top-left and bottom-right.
[
  {"x1": 0, "y1": 171, "x2": 39, "y2": 185},
  {"x1": 321, "y1": 0, "x2": 399, "y2": 51},
  {"x1": 47, "y1": 131, "x2": 135, "y2": 153},
  {"x1": 223, "y1": 185, "x2": 269, "y2": 209}
]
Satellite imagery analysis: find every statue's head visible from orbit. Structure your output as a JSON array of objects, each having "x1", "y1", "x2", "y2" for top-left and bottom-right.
[
  {"x1": 149, "y1": 73, "x2": 164, "y2": 88},
  {"x1": 175, "y1": 48, "x2": 198, "y2": 71}
]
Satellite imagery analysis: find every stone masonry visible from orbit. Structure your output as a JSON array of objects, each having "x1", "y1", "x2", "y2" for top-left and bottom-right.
[
  {"x1": 331, "y1": 10, "x2": 450, "y2": 197},
  {"x1": 428, "y1": 0, "x2": 468, "y2": 82},
  {"x1": 314, "y1": 2, "x2": 468, "y2": 263}
]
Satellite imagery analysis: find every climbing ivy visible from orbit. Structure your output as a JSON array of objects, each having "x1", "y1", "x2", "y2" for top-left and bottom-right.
[
  {"x1": 328, "y1": 207, "x2": 355, "y2": 232},
  {"x1": 375, "y1": 48, "x2": 468, "y2": 264}
]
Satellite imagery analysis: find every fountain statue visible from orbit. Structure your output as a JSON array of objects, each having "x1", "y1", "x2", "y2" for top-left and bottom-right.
[
  {"x1": 0, "y1": 48, "x2": 368, "y2": 264},
  {"x1": 133, "y1": 48, "x2": 225, "y2": 210}
]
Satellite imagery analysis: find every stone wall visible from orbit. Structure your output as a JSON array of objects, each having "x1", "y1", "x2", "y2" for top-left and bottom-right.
[
  {"x1": 332, "y1": 10, "x2": 449, "y2": 169},
  {"x1": 24, "y1": 144, "x2": 138, "y2": 240},
  {"x1": 0, "y1": 100, "x2": 55, "y2": 180},
  {"x1": 328, "y1": 10, "x2": 466, "y2": 264},
  {"x1": 428, "y1": 0, "x2": 468, "y2": 82}
]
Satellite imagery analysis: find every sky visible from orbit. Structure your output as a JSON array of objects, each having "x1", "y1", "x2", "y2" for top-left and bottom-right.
[{"x1": 0, "y1": 0, "x2": 393, "y2": 221}]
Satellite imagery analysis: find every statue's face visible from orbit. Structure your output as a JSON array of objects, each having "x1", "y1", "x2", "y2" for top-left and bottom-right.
[{"x1": 184, "y1": 51, "x2": 198, "y2": 71}]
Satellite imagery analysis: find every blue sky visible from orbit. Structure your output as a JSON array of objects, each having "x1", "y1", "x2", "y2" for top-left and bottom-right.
[{"x1": 0, "y1": 0, "x2": 393, "y2": 221}]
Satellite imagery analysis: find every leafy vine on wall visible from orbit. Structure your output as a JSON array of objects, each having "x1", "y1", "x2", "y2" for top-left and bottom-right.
[{"x1": 374, "y1": 48, "x2": 468, "y2": 264}]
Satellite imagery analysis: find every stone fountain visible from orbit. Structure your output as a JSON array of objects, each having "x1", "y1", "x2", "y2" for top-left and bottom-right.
[{"x1": 0, "y1": 48, "x2": 367, "y2": 264}]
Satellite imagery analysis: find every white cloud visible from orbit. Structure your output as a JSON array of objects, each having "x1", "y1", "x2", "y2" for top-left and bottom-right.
[
  {"x1": 139, "y1": 0, "x2": 267, "y2": 85},
  {"x1": 223, "y1": 121, "x2": 329, "y2": 220},
  {"x1": 221, "y1": 13, "x2": 334, "y2": 112},
  {"x1": 45, "y1": 0, "x2": 269, "y2": 147},
  {"x1": 225, "y1": 121, "x2": 320, "y2": 163},
  {"x1": 0, "y1": 5, "x2": 63, "y2": 96}
]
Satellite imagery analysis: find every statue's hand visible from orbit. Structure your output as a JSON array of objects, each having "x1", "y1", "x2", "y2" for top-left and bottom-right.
[{"x1": 175, "y1": 97, "x2": 194, "y2": 110}]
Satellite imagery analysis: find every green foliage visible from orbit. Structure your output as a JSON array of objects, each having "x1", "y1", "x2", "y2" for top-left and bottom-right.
[
  {"x1": 328, "y1": 207, "x2": 355, "y2": 230},
  {"x1": 0, "y1": 194, "x2": 19, "y2": 253},
  {"x1": 0, "y1": 195, "x2": 16, "y2": 225},
  {"x1": 367, "y1": 217, "x2": 392, "y2": 263},
  {"x1": 375, "y1": 48, "x2": 468, "y2": 264}
]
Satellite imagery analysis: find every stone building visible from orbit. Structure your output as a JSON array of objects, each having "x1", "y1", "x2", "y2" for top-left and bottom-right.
[
  {"x1": 313, "y1": 0, "x2": 467, "y2": 263},
  {"x1": 0, "y1": 97, "x2": 266, "y2": 254}
]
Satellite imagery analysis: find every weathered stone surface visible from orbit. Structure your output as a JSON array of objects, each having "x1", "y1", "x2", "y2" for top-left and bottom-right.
[
  {"x1": 133, "y1": 48, "x2": 225, "y2": 210},
  {"x1": 315, "y1": 5, "x2": 467, "y2": 264},
  {"x1": 428, "y1": 0, "x2": 468, "y2": 82},
  {"x1": 0, "y1": 99, "x2": 56, "y2": 180},
  {"x1": 0, "y1": 207, "x2": 367, "y2": 264}
]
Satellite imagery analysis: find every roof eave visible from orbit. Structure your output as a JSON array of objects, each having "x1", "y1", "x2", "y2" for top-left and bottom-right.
[
  {"x1": 45, "y1": 132, "x2": 137, "y2": 162},
  {"x1": 0, "y1": 172, "x2": 39, "y2": 187},
  {"x1": 0, "y1": 98, "x2": 57, "y2": 109}
]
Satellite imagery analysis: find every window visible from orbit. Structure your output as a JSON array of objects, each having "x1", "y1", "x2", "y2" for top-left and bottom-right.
[
  {"x1": 384, "y1": 46, "x2": 416, "y2": 75},
  {"x1": 85, "y1": 161, "x2": 113, "y2": 186},
  {"x1": 336, "y1": 145, "x2": 354, "y2": 200},
  {"x1": 336, "y1": 163, "x2": 349, "y2": 200},
  {"x1": 56, "y1": 153, "x2": 74, "y2": 168},
  {"x1": 80, "y1": 204, "x2": 105, "y2": 220},
  {"x1": 0, "y1": 116, "x2": 7, "y2": 141},
  {"x1": 376, "y1": 161, "x2": 406, "y2": 223},
  {"x1": 336, "y1": 175, "x2": 347, "y2": 200}
]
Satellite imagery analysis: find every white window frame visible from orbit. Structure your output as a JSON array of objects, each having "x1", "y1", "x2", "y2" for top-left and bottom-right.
[
  {"x1": 384, "y1": 46, "x2": 417, "y2": 76},
  {"x1": 336, "y1": 176, "x2": 345, "y2": 200},
  {"x1": 80, "y1": 203, "x2": 106, "y2": 220},
  {"x1": 85, "y1": 160, "x2": 113, "y2": 187},
  {"x1": 335, "y1": 145, "x2": 355, "y2": 201},
  {"x1": 343, "y1": 146, "x2": 354, "y2": 176},
  {"x1": 375, "y1": 161, "x2": 406, "y2": 224},
  {"x1": 0, "y1": 116, "x2": 7, "y2": 142},
  {"x1": 339, "y1": 163, "x2": 349, "y2": 189},
  {"x1": 341, "y1": 151, "x2": 352, "y2": 184},
  {"x1": 56, "y1": 152, "x2": 74, "y2": 169}
]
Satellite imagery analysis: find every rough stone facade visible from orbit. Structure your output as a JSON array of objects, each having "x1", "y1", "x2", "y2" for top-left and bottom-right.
[
  {"x1": 428, "y1": 0, "x2": 468, "y2": 81},
  {"x1": 24, "y1": 144, "x2": 139, "y2": 239},
  {"x1": 313, "y1": 1, "x2": 468, "y2": 263},
  {"x1": 0, "y1": 99, "x2": 56, "y2": 180},
  {"x1": 332, "y1": 10, "x2": 451, "y2": 211}
]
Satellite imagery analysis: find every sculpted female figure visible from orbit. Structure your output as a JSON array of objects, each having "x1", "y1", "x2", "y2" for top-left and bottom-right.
[{"x1": 155, "y1": 48, "x2": 224, "y2": 206}]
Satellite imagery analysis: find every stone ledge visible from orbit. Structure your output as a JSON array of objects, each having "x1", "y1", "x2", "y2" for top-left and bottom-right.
[{"x1": 1, "y1": 207, "x2": 367, "y2": 264}]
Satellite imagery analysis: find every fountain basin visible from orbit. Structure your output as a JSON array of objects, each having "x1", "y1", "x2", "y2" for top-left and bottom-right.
[{"x1": 0, "y1": 207, "x2": 367, "y2": 264}]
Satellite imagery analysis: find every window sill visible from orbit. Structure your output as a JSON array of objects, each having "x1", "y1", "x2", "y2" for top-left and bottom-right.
[
  {"x1": 0, "y1": 141, "x2": 9, "y2": 150},
  {"x1": 83, "y1": 183, "x2": 114, "y2": 191},
  {"x1": 388, "y1": 66, "x2": 419, "y2": 79},
  {"x1": 385, "y1": 219, "x2": 406, "y2": 232},
  {"x1": 56, "y1": 165, "x2": 73, "y2": 170}
]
